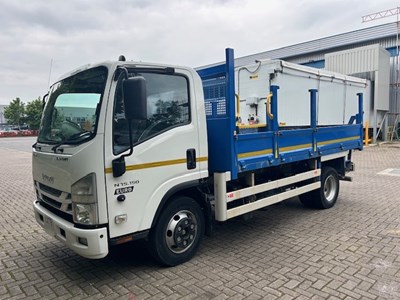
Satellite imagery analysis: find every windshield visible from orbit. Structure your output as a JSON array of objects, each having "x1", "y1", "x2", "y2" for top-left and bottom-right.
[{"x1": 38, "y1": 66, "x2": 108, "y2": 145}]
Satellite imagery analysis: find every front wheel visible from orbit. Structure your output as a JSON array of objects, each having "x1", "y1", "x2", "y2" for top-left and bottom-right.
[
  {"x1": 148, "y1": 196, "x2": 204, "y2": 266},
  {"x1": 299, "y1": 167, "x2": 340, "y2": 209}
]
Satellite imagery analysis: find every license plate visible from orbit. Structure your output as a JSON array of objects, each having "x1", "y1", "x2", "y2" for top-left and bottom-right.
[{"x1": 44, "y1": 216, "x2": 55, "y2": 236}]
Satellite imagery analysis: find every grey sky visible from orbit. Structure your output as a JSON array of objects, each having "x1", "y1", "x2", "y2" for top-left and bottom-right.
[{"x1": 0, "y1": 0, "x2": 397, "y2": 105}]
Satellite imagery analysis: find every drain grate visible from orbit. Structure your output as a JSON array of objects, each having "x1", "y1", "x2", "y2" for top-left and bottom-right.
[{"x1": 378, "y1": 168, "x2": 400, "y2": 177}]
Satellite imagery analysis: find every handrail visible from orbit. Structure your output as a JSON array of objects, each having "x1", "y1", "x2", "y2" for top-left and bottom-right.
[{"x1": 266, "y1": 93, "x2": 273, "y2": 119}]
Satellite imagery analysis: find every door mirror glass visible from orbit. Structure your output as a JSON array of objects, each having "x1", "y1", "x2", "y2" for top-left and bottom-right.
[{"x1": 122, "y1": 77, "x2": 147, "y2": 120}]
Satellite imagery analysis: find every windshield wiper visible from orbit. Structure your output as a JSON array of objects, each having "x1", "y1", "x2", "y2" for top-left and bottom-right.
[{"x1": 51, "y1": 131, "x2": 92, "y2": 153}]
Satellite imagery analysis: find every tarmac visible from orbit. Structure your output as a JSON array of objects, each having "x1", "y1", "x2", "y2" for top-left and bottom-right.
[{"x1": 1, "y1": 137, "x2": 400, "y2": 299}]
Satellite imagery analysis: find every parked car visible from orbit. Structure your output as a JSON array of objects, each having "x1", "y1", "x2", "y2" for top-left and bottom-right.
[{"x1": 0, "y1": 129, "x2": 18, "y2": 137}]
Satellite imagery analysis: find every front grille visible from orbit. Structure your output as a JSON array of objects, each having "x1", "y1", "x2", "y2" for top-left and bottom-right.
[
  {"x1": 42, "y1": 194, "x2": 62, "y2": 209},
  {"x1": 35, "y1": 181, "x2": 72, "y2": 217},
  {"x1": 39, "y1": 201, "x2": 73, "y2": 223},
  {"x1": 39, "y1": 182, "x2": 62, "y2": 197}
]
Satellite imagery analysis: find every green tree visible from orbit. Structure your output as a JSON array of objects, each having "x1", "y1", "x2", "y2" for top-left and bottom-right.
[
  {"x1": 4, "y1": 98, "x2": 25, "y2": 128},
  {"x1": 25, "y1": 97, "x2": 43, "y2": 130}
]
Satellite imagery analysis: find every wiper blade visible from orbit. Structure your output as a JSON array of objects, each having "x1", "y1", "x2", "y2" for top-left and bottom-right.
[
  {"x1": 51, "y1": 142, "x2": 65, "y2": 153},
  {"x1": 51, "y1": 131, "x2": 92, "y2": 153},
  {"x1": 68, "y1": 131, "x2": 92, "y2": 140}
]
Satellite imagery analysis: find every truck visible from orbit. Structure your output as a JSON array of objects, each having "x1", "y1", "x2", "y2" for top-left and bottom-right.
[{"x1": 33, "y1": 48, "x2": 363, "y2": 266}]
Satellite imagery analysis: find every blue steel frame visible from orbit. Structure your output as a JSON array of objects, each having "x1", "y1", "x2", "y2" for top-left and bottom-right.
[
  {"x1": 197, "y1": 48, "x2": 238, "y2": 179},
  {"x1": 197, "y1": 49, "x2": 363, "y2": 180}
]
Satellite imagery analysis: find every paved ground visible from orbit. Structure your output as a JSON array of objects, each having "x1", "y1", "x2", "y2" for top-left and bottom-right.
[
  {"x1": 0, "y1": 136, "x2": 36, "y2": 153},
  {"x1": 1, "y1": 137, "x2": 400, "y2": 299}
]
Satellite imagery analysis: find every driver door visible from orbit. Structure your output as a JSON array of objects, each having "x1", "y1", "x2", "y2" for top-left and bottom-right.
[{"x1": 105, "y1": 68, "x2": 201, "y2": 239}]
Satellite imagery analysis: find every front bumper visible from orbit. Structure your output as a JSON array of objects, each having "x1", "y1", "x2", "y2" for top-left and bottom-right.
[{"x1": 33, "y1": 200, "x2": 109, "y2": 259}]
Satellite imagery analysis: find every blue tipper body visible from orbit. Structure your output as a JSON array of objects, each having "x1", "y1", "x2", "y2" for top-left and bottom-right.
[{"x1": 197, "y1": 49, "x2": 364, "y2": 180}]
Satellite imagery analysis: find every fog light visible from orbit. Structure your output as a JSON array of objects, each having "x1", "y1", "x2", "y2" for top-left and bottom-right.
[
  {"x1": 115, "y1": 214, "x2": 127, "y2": 224},
  {"x1": 78, "y1": 237, "x2": 88, "y2": 246}
]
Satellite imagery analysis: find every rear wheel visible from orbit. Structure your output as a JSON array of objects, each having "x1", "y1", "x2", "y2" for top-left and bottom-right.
[
  {"x1": 148, "y1": 196, "x2": 204, "y2": 266},
  {"x1": 299, "y1": 167, "x2": 339, "y2": 209}
]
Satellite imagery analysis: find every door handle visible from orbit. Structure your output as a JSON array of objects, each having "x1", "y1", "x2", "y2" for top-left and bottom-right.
[{"x1": 186, "y1": 148, "x2": 196, "y2": 170}]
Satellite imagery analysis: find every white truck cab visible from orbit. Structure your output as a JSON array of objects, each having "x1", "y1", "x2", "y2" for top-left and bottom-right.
[{"x1": 33, "y1": 61, "x2": 209, "y2": 263}]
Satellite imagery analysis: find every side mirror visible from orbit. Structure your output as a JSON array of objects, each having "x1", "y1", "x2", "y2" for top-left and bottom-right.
[
  {"x1": 122, "y1": 76, "x2": 147, "y2": 120},
  {"x1": 112, "y1": 76, "x2": 147, "y2": 178}
]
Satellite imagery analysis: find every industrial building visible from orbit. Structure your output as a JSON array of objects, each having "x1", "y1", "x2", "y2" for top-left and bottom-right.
[
  {"x1": 0, "y1": 105, "x2": 7, "y2": 125},
  {"x1": 216, "y1": 21, "x2": 400, "y2": 142}
]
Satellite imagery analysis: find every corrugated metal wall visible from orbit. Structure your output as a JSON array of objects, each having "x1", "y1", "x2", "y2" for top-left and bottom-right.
[
  {"x1": 284, "y1": 40, "x2": 395, "y2": 69},
  {"x1": 325, "y1": 45, "x2": 381, "y2": 74},
  {"x1": 389, "y1": 56, "x2": 400, "y2": 124}
]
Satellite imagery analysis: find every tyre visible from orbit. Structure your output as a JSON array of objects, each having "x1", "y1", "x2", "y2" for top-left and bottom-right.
[
  {"x1": 299, "y1": 167, "x2": 340, "y2": 209},
  {"x1": 148, "y1": 196, "x2": 204, "y2": 266}
]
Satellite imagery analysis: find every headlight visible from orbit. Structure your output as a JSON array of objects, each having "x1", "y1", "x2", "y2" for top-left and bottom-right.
[{"x1": 71, "y1": 173, "x2": 99, "y2": 225}]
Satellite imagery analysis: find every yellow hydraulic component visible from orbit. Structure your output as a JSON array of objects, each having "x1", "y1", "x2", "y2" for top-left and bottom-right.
[
  {"x1": 364, "y1": 121, "x2": 371, "y2": 145},
  {"x1": 266, "y1": 93, "x2": 273, "y2": 119},
  {"x1": 235, "y1": 94, "x2": 241, "y2": 125}
]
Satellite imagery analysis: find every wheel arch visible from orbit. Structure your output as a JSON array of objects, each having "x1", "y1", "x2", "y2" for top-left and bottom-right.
[
  {"x1": 150, "y1": 180, "x2": 212, "y2": 236},
  {"x1": 321, "y1": 156, "x2": 346, "y2": 177}
]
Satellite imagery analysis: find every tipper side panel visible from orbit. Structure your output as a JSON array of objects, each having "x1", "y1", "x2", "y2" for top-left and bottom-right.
[{"x1": 197, "y1": 48, "x2": 364, "y2": 180}]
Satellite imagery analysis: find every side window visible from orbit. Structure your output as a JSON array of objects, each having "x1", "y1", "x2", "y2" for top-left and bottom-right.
[{"x1": 113, "y1": 72, "x2": 190, "y2": 154}]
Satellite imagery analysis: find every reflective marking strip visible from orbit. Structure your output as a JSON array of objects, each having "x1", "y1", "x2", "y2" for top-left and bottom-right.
[
  {"x1": 238, "y1": 143, "x2": 311, "y2": 159},
  {"x1": 105, "y1": 156, "x2": 208, "y2": 174},
  {"x1": 197, "y1": 157, "x2": 208, "y2": 162},
  {"x1": 238, "y1": 124, "x2": 267, "y2": 129},
  {"x1": 279, "y1": 143, "x2": 312, "y2": 152},
  {"x1": 318, "y1": 136, "x2": 360, "y2": 146},
  {"x1": 238, "y1": 136, "x2": 360, "y2": 159},
  {"x1": 238, "y1": 149, "x2": 272, "y2": 159},
  {"x1": 125, "y1": 158, "x2": 186, "y2": 171}
]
